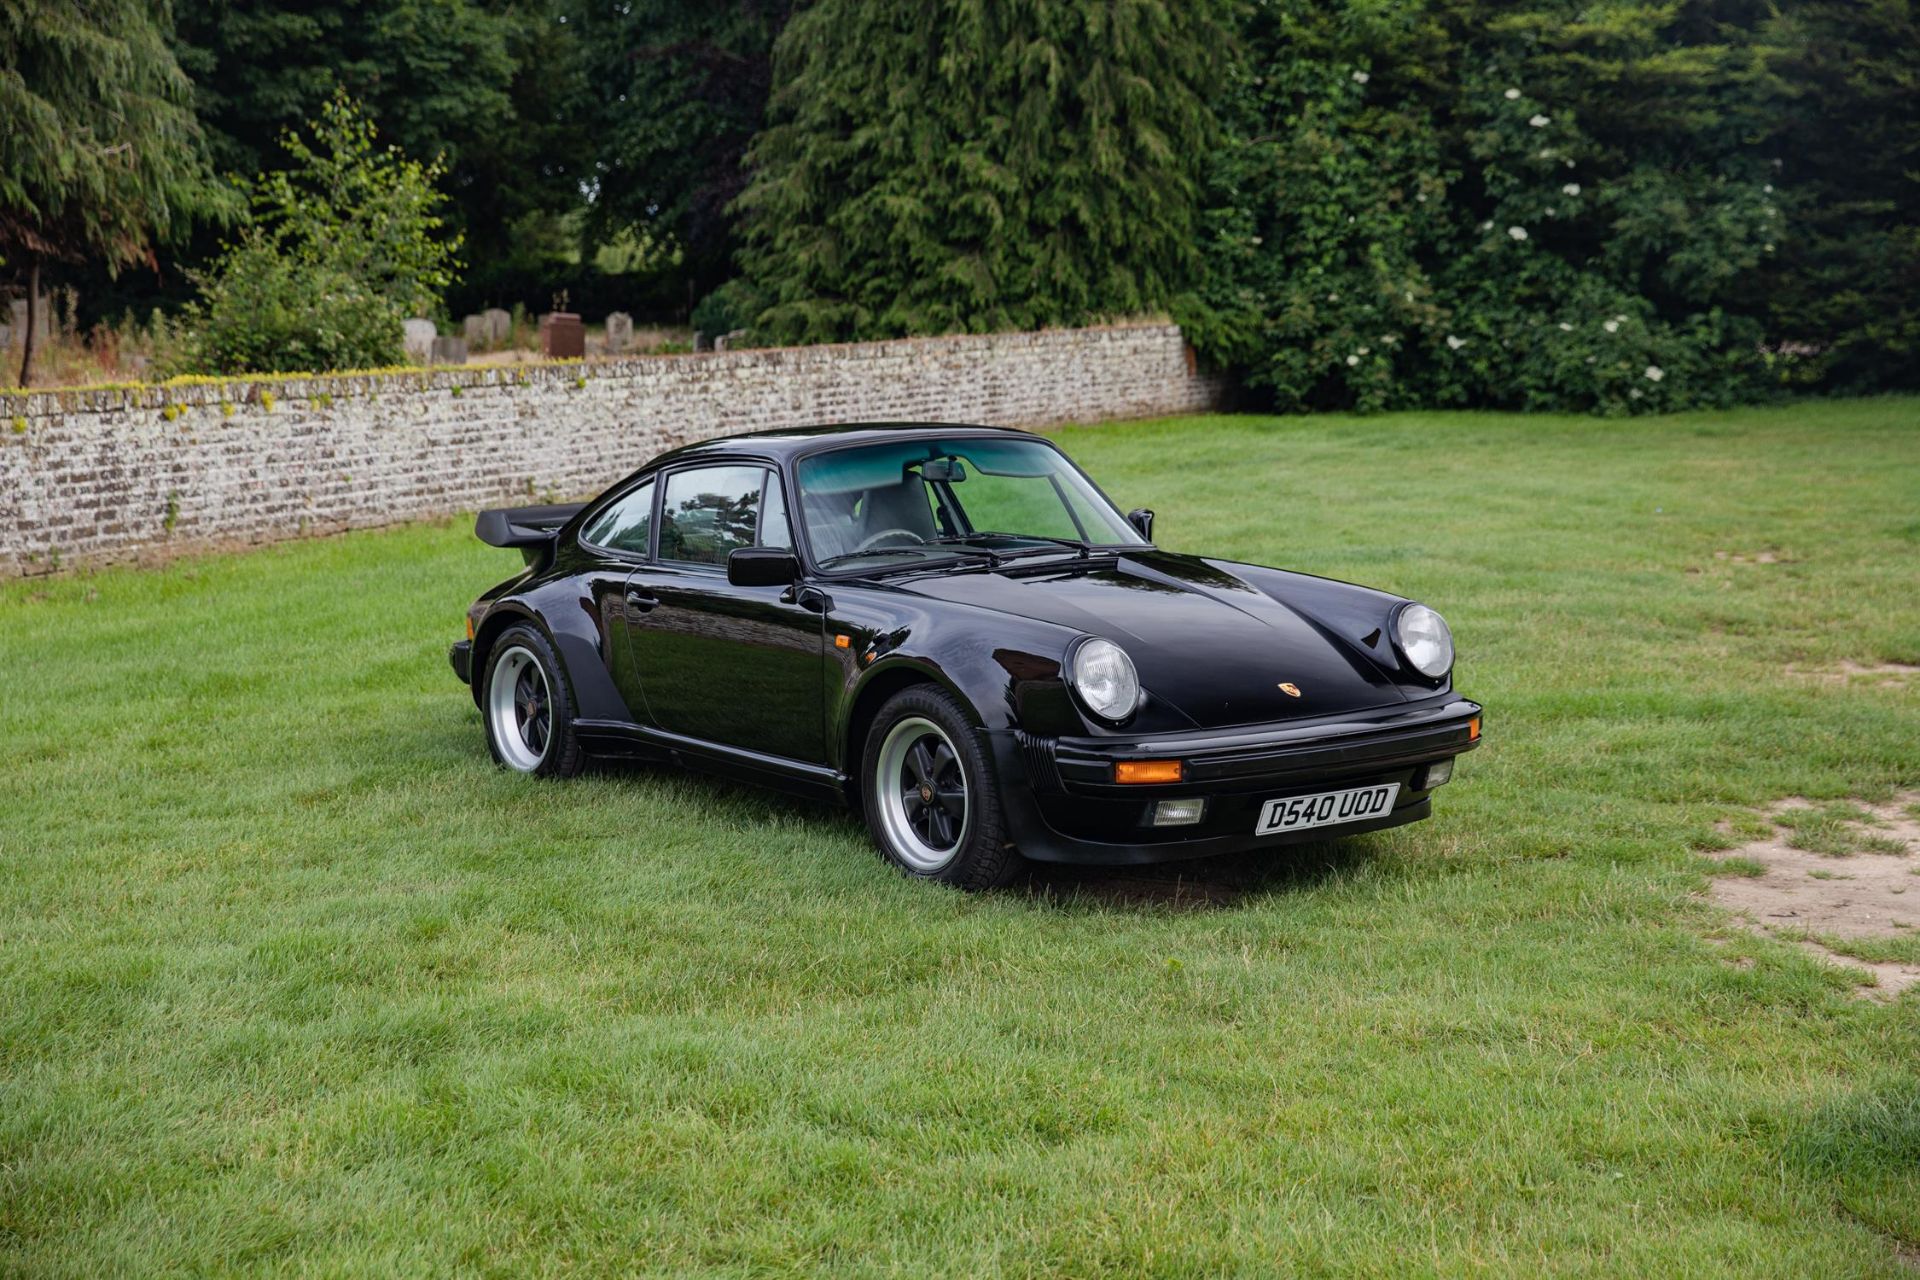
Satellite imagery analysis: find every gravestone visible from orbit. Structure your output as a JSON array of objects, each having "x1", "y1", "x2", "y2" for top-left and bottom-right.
[
  {"x1": 714, "y1": 329, "x2": 748, "y2": 352},
  {"x1": 539, "y1": 312, "x2": 585, "y2": 360},
  {"x1": 462, "y1": 314, "x2": 486, "y2": 345},
  {"x1": 431, "y1": 336, "x2": 468, "y2": 365},
  {"x1": 604, "y1": 311, "x2": 633, "y2": 354},
  {"x1": 402, "y1": 318, "x2": 436, "y2": 364},
  {"x1": 482, "y1": 308, "x2": 511, "y2": 345}
]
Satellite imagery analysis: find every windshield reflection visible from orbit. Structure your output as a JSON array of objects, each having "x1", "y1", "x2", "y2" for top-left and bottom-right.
[{"x1": 797, "y1": 437, "x2": 1145, "y2": 573}]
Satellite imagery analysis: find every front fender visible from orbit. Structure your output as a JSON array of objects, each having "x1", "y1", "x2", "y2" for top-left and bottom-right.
[{"x1": 820, "y1": 584, "x2": 1200, "y2": 777}]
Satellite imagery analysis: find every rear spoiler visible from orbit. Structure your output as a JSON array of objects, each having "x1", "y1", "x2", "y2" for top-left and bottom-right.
[{"x1": 475, "y1": 502, "x2": 587, "y2": 567}]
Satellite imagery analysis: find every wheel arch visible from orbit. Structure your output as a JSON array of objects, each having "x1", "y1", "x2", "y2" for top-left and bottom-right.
[
  {"x1": 840, "y1": 660, "x2": 982, "y2": 804},
  {"x1": 469, "y1": 604, "x2": 551, "y2": 706}
]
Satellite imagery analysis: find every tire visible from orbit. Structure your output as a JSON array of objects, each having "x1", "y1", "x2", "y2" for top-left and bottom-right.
[
  {"x1": 861, "y1": 685, "x2": 1022, "y2": 890},
  {"x1": 481, "y1": 624, "x2": 584, "y2": 778}
]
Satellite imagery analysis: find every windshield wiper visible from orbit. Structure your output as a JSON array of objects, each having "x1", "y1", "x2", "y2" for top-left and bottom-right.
[
  {"x1": 817, "y1": 546, "x2": 997, "y2": 572},
  {"x1": 933, "y1": 532, "x2": 1091, "y2": 561}
]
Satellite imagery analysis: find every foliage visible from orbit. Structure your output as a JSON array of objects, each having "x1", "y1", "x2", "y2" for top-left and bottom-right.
[
  {"x1": 736, "y1": 0, "x2": 1231, "y2": 344},
  {"x1": 168, "y1": 0, "x2": 576, "y2": 262},
  {"x1": 0, "y1": 0, "x2": 228, "y2": 271},
  {"x1": 170, "y1": 232, "x2": 403, "y2": 375},
  {"x1": 1757, "y1": 0, "x2": 1920, "y2": 395},
  {"x1": 565, "y1": 0, "x2": 792, "y2": 297},
  {"x1": 0, "y1": 0, "x2": 231, "y2": 380},
  {"x1": 689, "y1": 278, "x2": 768, "y2": 339},
  {"x1": 172, "y1": 95, "x2": 460, "y2": 375},
  {"x1": 248, "y1": 93, "x2": 462, "y2": 318},
  {"x1": 1182, "y1": 0, "x2": 1791, "y2": 415}
]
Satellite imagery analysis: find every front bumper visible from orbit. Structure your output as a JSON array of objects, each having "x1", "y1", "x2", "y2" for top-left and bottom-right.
[
  {"x1": 986, "y1": 695, "x2": 1481, "y2": 865},
  {"x1": 450, "y1": 640, "x2": 473, "y2": 685}
]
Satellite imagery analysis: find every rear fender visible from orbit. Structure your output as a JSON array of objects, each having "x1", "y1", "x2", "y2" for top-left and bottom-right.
[{"x1": 471, "y1": 579, "x2": 634, "y2": 723}]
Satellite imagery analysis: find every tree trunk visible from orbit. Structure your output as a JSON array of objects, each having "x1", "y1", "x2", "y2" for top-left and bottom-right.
[{"x1": 17, "y1": 256, "x2": 39, "y2": 388}]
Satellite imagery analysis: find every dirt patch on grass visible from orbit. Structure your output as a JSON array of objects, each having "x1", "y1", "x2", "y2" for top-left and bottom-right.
[
  {"x1": 1704, "y1": 794, "x2": 1920, "y2": 1000},
  {"x1": 1785, "y1": 660, "x2": 1920, "y2": 684},
  {"x1": 1712, "y1": 548, "x2": 1796, "y2": 564}
]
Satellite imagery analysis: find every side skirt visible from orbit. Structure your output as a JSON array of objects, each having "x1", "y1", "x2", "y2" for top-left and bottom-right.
[{"x1": 574, "y1": 719, "x2": 850, "y2": 804}]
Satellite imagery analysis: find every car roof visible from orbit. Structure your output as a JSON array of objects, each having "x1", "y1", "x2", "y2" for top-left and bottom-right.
[{"x1": 643, "y1": 422, "x2": 1044, "y2": 469}]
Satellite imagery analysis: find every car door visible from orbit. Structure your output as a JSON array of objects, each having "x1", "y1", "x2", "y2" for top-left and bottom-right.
[
  {"x1": 622, "y1": 463, "x2": 825, "y2": 763},
  {"x1": 575, "y1": 475, "x2": 659, "y2": 727}
]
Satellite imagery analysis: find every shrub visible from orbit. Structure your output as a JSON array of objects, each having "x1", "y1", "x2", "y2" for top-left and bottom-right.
[
  {"x1": 1181, "y1": 0, "x2": 1787, "y2": 415},
  {"x1": 171, "y1": 233, "x2": 404, "y2": 375},
  {"x1": 171, "y1": 94, "x2": 459, "y2": 376},
  {"x1": 690, "y1": 279, "x2": 767, "y2": 341}
]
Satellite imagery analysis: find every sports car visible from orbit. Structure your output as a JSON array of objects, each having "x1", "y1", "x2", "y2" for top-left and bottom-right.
[{"x1": 451, "y1": 423, "x2": 1482, "y2": 888}]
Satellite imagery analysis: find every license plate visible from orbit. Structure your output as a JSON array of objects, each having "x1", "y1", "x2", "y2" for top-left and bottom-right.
[{"x1": 1255, "y1": 783, "x2": 1399, "y2": 836}]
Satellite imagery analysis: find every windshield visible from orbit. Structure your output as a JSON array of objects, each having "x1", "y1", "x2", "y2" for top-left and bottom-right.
[{"x1": 795, "y1": 436, "x2": 1146, "y2": 573}]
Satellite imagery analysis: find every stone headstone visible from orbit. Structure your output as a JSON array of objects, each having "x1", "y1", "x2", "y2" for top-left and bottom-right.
[
  {"x1": 604, "y1": 311, "x2": 633, "y2": 354},
  {"x1": 482, "y1": 308, "x2": 511, "y2": 345},
  {"x1": 431, "y1": 335, "x2": 468, "y2": 365},
  {"x1": 462, "y1": 314, "x2": 486, "y2": 345},
  {"x1": 694, "y1": 331, "x2": 713, "y2": 352},
  {"x1": 714, "y1": 328, "x2": 748, "y2": 352},
  {"x1": 402, "y1": 318, "x2": 436, "y2": 364},
  {"x1": 539, "y1": 312, "x2": 585, "y2": 360}
]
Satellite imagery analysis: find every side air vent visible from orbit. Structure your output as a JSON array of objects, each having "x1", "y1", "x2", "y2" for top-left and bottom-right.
[{"x1": 1015, "y1": 731, "x2": 1063, "y2": 793}]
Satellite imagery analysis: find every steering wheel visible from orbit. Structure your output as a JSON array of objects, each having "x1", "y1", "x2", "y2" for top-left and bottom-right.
[{"x1": 855, "y1": 528, "x2": 926, "y2": 552}]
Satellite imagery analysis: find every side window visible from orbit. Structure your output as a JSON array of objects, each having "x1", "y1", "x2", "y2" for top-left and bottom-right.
[
  {"x1": 581, "y1": 479, "x2": 655, "y2": 554},
  {"x1": 760, "y1": 473, "x2": 794, "y2": 551},
  {"x1": 659, "y1": 465, "x2": 772, "y2": 565}
]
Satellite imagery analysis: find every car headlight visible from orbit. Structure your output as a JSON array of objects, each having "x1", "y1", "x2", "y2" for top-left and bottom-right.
[
  {"x1": 1069, "y1": 637, "x2": 1141, "y2": 721},
  {"x1": 1394, "y1": 602, "x2": 1454, "y2": 679}
]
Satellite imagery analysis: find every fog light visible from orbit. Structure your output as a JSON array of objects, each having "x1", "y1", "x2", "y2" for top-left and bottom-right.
[
  {"x1": 1418, "y1": 758, "x2": 1455, "y2": 790},
  {"x1": 1151, "y1": 798, "x2": 1207, "y2": 827}
]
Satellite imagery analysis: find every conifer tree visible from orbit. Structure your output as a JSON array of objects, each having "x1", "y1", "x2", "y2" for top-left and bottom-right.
[
  {"x1": 0, "y1": 0, "x2": 226, "y2": 383},
  {"x1": 736, "y1": 0, "x2": 1230, "y2": 344}
]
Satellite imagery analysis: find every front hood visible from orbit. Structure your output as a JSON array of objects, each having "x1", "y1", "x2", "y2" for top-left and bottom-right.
[{"x1": 895, "y1": 551, "x2": 1410, "y2": 729}]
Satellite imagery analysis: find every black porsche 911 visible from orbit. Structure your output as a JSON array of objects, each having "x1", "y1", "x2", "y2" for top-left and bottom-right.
[{"x1": 451, "y1": 423, "x2": 1481, "y2": 889}]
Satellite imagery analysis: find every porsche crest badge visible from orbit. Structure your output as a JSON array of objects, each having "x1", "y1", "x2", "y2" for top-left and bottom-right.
[{"x1": 1278, "y1": 682, "x2": 1302, "y2": 698}]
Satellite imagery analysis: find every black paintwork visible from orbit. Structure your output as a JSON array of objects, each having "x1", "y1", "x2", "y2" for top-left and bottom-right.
[{"x1": 454, "y1": 423, "x2": 1482, "y2": 864}]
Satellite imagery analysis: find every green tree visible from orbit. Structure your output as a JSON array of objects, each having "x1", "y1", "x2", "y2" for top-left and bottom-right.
[
  {"x1": 0, "y1": 0, "x2": 228, "y2": 383},
  {"x1": 170, "y1": 0, "x2": 580, "y2": 263},
  {"x1": 566, "y1": 0, "x2": 792, "y2": 300},
  {"x1": 736, "y1": 0, "x2": 1231, "y2": 344},
  {"x1": 1759, "y1": 0, "x2": 1920, "y2": 394},
  {"x1": 175, "y1": 94, "x2": 463, "y2": 374}
]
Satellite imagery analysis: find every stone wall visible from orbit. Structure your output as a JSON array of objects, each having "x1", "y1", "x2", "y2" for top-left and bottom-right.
[{"x1": 0, "y1": 323, "x2": 1224, "y2": 577}]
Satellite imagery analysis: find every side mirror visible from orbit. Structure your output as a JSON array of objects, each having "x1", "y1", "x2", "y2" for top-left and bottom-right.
[
  {"x1": 727, "y1": 546, "x2": 800, "y2": 588},
  {"x1": 1126, "y1": 508, "x2": 1155, "y2": 541}
]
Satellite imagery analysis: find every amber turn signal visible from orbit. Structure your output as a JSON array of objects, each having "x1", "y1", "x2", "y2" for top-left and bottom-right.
[
  {"x1": 1468, "y1": 716, "x2": 1481, "y2": 741},
  {"x1": 466, "y1": 615, "x2": 475, "y2": 641},
  {"x1": 1114, "y1": 759, "x2": 1184, "y2": 785}
]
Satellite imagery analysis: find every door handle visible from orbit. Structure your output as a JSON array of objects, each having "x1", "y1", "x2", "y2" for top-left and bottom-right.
[{"x1": 625, "y1": 588, "x2": 658, "y2": 615}]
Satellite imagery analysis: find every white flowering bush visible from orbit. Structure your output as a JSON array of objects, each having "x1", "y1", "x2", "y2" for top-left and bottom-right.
[{"x1": 1181, "y1": 0, "x2": 1784, "y2": 414}]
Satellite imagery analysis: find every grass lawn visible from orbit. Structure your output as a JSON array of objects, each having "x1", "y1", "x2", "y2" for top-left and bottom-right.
[{"x1": 3, "y1": 397, "x2": 1917, "y2": 1276}]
